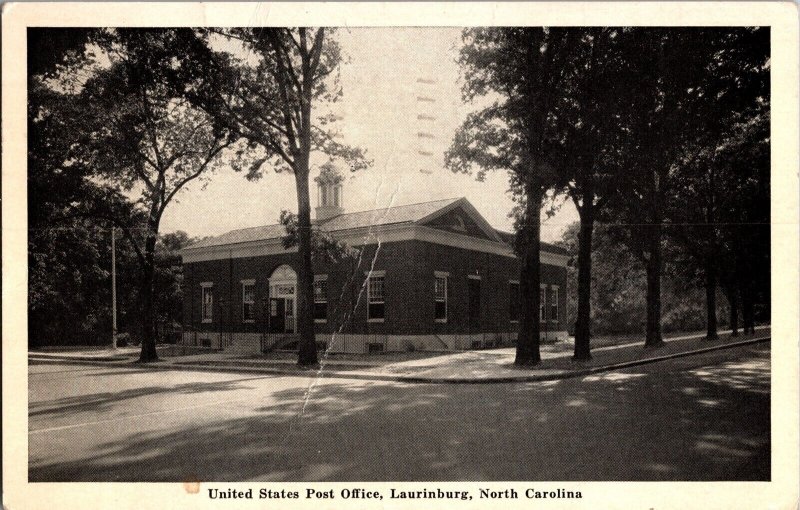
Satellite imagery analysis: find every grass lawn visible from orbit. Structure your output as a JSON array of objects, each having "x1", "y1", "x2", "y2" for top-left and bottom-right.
[{"x1": 537, "y1": 325, "x2": 769, "y2": 354}]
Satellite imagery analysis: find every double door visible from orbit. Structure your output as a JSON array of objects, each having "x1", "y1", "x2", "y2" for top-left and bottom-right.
[{"x1": 268, "y1": 297, "x2": 295, "y2": 333}]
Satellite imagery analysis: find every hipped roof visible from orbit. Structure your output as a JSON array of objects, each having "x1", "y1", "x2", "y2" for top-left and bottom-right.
[{"x1": 185, "y1": 196, "x2": 567, "y2": 255}]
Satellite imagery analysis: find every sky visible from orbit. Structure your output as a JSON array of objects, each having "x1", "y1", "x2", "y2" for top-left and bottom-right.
[{"x1": 159, "y1": 28, "x2": 578, "y2": 242}]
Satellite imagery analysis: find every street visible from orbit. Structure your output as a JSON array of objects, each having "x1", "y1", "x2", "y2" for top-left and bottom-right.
[{"x1": 29, "y1": 343, "x2": 770, "y2": 482}]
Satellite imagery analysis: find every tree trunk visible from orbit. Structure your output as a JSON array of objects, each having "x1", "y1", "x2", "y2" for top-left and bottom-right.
[
  {"x1": 644, "y1": 223, "x2": 664, "y2": 347},
  {"x1": 704, "y1": 259, "x2": 719, "y2": 340},
  {"x1": 573, "y1": 204, "x2": 594, "y2": 361},
  {"x1": 139, "y1": 233, "x2": 159, "y2": 362},
  {"x1": 294, "y1": 155, "x2": 318, "y2": 367},
  {"x1": 514, "y1": 190, "x2": 543, "y2": 366},
  {"x1": 294, "y1": 32, "x2": 320, "y2": 367},
  {"x1": 726, "y1": 285, "x2": 739, "y2": 337},
  {"x1": 740, "y1": 281, "x2": 756, "y2": 335}
]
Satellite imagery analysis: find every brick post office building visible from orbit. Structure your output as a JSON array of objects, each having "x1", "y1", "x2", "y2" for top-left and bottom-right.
[{"x1": 179, "y1": 177, "x2": 569, "y2": 354}]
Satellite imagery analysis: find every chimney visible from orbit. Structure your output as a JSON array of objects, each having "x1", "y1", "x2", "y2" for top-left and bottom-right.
[{"x1": 314, "y1": 161, "x2": 345, "y2": 221}]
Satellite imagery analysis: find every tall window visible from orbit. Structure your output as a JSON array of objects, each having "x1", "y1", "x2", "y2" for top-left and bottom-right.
[
  {"x1": 367, "y1": 272, "x2": 385, "y2": 321},
  {"x1": 434, "y1": 272, "x2": 448, "y2": 322},
  {"x1": 509, "y1": 281, "x2": 520, "y2": 322},
  {"x1": 314, "y1": 275, "x2": 328, "y2": 322},
  {"x1": 201, "y1": 283, "x2": 213, "y2": 323},
  {"x1": 539, "y1": 285, "x2": 546, "y2": 322},
  {"x1": 241, "y1": 280, "x2": 255, "y2": 323},
  {"x1": 550, "y1": 286, "x2": 559, "y2": 322}
]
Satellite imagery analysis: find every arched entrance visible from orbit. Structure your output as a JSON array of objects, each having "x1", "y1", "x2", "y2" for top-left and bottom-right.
[{"x1": 268, "y1": 265, "x2": 297, "y2": 334}]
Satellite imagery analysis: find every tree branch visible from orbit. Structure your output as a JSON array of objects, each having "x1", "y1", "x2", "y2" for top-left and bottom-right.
[{"x1": 161, "y1": 140, "x2": 231, "y2": 211}]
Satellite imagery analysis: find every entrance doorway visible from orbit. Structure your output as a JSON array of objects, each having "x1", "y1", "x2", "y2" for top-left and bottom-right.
[{"x1": 268, "y1": 265, "x2": 297, "y2": 334}]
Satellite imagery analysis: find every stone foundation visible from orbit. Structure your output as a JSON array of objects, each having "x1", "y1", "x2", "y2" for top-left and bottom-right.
[{"x1": 182, "y1": 330, "x2": 569, "y2": 355}]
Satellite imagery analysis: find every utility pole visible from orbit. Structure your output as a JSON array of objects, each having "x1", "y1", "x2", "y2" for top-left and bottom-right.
[{"x1": 112, "y1": 226, "x2": 117, "y2": 349}]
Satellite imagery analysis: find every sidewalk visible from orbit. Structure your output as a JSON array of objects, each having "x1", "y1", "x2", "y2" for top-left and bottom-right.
[
  {"x1": 29, "y1": 326, "x2": 770, "y2": 383},
  {"x1": 28, "y1": 346, "x2": 141, "y2": 361}
]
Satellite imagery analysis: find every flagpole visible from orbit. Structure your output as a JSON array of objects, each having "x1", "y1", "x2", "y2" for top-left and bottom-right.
[{"x1": 112, "y1": 226, "x2": 117, "y2": 350}]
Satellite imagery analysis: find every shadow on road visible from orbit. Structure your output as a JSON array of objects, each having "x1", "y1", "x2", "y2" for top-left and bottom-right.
[
  {"x1": 29, "y1": 346, "x2": 770, "y2": 482},
  {"x1": 29, "y1": 375, "x2": 277, "y2": 418}
]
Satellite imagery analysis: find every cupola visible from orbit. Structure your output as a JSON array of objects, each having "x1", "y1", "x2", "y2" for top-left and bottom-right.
[{"x1": 314, "y1": 161, "x2": 345, "y2": 221}]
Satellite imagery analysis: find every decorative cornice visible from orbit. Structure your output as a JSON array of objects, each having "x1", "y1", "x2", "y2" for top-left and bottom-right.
[{"x1": 415, "y1": 197, "x2": 503, "y2": 243}]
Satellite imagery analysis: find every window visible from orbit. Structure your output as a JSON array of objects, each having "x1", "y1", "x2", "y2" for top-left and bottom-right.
[
  {"x1": 367, "y1": 272, "x2": 385, "y2": 321},
  {"x1": 201, "y1": 283, "x2": 213, "y2": 323},
  {"x1": 314, "y1": 275, "x2": 328, "y2": 322},
  {"x1": 274, "y1": 284, "x2": 294, "y2": 297},
  {"x1": 509, "y1": 281, "x2": 520, "y2": 322},
  {"x1": 435, "y1": 272, "x2": 448, "y2": 322},
  {"x1": 550, "y1": 286, "x2": 559, "y2": 322},
  {"x1": 241, "y1": 280, "x2": 255, "y2": 323},
  {"x1": 539, "y1": 285, "x2": 546, "y2": 322}
]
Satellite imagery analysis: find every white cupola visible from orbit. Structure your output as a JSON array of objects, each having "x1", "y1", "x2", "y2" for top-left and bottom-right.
[{"x1": 314, "y1": 161, "x2": 345, "y2": 221}]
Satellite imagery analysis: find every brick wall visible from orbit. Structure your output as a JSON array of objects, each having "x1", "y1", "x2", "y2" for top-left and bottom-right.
[{"x1": 182, "y1": 239, "x2": 567, "y2": 336}]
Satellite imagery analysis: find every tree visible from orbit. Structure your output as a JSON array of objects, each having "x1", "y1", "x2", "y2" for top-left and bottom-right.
[
  {"x1": 542, "y1": 28, "x2": 634, "y2": 360},
  {"x1": 28, "y1": 32, "x2": 121, "y2": 349},
  {"x1": 64, "y1": 29, "x2": 238, "y2": 361},
  {"x1": 153, "y1": 231, "x2": 195, "y2": 335},
  {"x1": 27, "y1": 28, "x2": 97, "y2": 79},
  {"x1": 189, "y1": 28, "x2": 369, "y2": 366},
  {"x1": 716, "y1": 108, "x2": 770, "y2": 335},
  {"x1": 600, "y1": 28, "x2": 764, "y2": 347},
  {"x1": 558, "y1": 221, "x2": 729, "y2": 337},
  {"x1": 664, "y1": 28, "x2": 769, "y2": 340},
  {"x1": 447, "y1": 28, "x2": 581, "y2": 365}
]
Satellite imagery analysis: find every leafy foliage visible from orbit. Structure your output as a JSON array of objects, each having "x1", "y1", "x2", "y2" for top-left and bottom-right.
[
  {"x1": 558, "y1": 222, "x2": 730, "y2": 335},
  {"x1": 447, "y1": 28, "x2": 603, "y2": 364},
  {"x1": 446, "y1": 28, "x2": 580, "y2": 193},
  {"x1": 278, "y1": 210, "x2": 356, "y2": 263},
  {"x1": 449, "y1": 27, "x2": 770, "y2": 354},
  {"x1": 29, "y1": 29, "x2": 238, "y2": 359},
  {"x1": 187, "y1": 28, "x2": 370, "y2": 178}
]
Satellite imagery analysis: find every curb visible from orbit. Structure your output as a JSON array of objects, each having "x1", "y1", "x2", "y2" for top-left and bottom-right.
[
  {"x1": 26, "y1": 357, "x2": 418, "y2": 383},
  {"x1": 28, "y1": 336, "x2": 770, "y2": 384},
  {"x1": 28, "y1": 355, "x2": 131, "y2": 362}
]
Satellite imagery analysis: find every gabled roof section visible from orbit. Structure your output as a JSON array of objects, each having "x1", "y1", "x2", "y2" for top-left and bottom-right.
[{"x1": 416, "y1": 197, "x2": 503, "y2": 243}]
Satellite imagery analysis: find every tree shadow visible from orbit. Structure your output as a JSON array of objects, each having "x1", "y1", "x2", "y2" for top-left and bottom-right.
[
  {"x1": 29, "y1": 375, "x2": 277, "y2": 420},
  {"x1": 29, "y1": 346, "x2": 770, "y2": 482}
]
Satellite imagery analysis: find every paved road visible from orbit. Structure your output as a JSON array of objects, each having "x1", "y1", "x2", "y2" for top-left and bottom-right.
[{"x1": 29, "y1": 344, "x2": 770, "y2": 482}]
